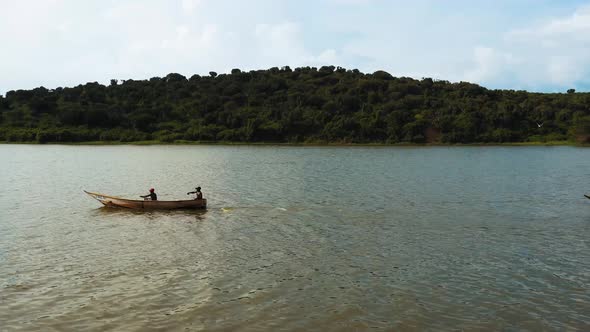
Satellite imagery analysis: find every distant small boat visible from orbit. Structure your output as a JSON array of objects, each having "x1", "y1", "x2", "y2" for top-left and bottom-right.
[
  {"x1": 84, "y1": 191, "x2": 206, "y2": 209},
  {"x1": 585, "y1": 194, "x2": 590, "y2": 200}
]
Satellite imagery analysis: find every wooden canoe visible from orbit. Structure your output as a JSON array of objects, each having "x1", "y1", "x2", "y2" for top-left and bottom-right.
[{"x1": 84, "y1": 190, "x2": 206, "y2": 209}]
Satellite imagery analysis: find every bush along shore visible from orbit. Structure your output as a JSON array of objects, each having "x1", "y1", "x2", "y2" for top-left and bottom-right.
[{"x1": 1, "y1": 66, "x2": 589, "y2": 144}]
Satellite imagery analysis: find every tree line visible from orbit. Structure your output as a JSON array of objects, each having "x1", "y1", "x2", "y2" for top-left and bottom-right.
[{"x1": 1, "y1": 66, "x2": 589, "y2": 144}]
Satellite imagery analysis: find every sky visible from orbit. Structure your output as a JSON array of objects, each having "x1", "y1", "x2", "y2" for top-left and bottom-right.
[{"x1": 1, "y1": 0, "x2": 590, "y2": 95}]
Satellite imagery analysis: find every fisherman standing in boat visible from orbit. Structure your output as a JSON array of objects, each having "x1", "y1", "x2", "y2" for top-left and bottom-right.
[
  {"x1": 187, "y1": 187, "x2": 203, "y2": 200},
  {"x1": 140, "y1": 188, "x2": 157, "y2": 201}
]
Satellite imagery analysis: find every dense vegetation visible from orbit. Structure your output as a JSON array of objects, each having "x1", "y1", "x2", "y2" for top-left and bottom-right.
[{"x1": 1, "y1": 66, "x2": 589, "y2": 144}]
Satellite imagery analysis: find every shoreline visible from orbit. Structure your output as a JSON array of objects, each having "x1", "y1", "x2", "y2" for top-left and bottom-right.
[{"x1": 0, "y1": 140, "x2": 586, "y2": 147}]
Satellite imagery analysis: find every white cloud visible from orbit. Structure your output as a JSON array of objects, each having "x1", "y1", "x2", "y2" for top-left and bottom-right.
[
  {"x1": 0, "y1": 0, "x2": 342, "y2": 93},
  {"x1": 327, "y1": 0, "x2": 376, "y2": 4},
  {"x1": 460, "y1": 4, "x2": 590, "y2": 90},
  {"x1": 253, "y1": 23, "x2": 343, "y2": 69},
  {"x1": 509, "y1": 5, "x2": 590, "y2": 37},
  {"x1": 462, "y1": 47, "x2": 518, "y2": 84},
  {"x1": 1, "y1": 1, "x2": 590, "y2": 93},
  {"x1": 181, "y1": 0, "x2": 202, "y2": 13},
  {"x1": 315, "y1": 49, "x2": 339, "y2": 63},
  {"x1": 254, "y1": 23, "x2": 307, "y2": 63}
]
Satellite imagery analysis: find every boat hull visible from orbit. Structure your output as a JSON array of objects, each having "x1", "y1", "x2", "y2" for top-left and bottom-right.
[{"x1": 84, "y1": 191, "x2": 206, "y2": 209}]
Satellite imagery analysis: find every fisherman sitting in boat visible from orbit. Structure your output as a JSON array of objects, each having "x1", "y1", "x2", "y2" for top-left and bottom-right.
[
  {"x1": 140, "y1": 188, "x2": 157, "y2": 201},
  {"x1": 187, "y1": 187, "x2": 203, "y2": 200}
]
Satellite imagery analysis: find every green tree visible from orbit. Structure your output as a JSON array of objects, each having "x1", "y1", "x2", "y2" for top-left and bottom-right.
[{"x1": 1, "y1": 66, "x2": 587, "y2": 144}]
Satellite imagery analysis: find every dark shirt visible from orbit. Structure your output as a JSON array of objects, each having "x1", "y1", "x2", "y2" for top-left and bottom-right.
[
  {"x1": 142, "y1": 192, "x2": 157, "y2": 200},
  {"x1": 188, "y1": 190, "x2": 203, "y2": 200}
]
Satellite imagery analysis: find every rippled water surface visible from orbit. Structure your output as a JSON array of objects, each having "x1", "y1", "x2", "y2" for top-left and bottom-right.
[{"x1": 1, "y1": 145, "x2": 589, "y2": 331}]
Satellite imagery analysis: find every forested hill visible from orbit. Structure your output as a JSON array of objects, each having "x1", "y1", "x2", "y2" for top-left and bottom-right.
[{"x1": 1, "y1": 66, "x2": 589, "y2": 144}]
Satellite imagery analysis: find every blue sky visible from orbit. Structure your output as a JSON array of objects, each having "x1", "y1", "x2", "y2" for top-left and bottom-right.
[{"x1": 1, "y1": 0, "x2": 590, "y2": 94}]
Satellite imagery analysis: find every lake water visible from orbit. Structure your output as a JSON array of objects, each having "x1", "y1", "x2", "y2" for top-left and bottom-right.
[{"x1": 1, "y1": 145, "x2": 589, "y2": 331}]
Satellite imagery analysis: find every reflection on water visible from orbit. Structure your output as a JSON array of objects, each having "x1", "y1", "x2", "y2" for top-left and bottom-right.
[
  {"x1": 0, "y1": 145, "x2": 589, "y2": 331},
  {"x1": 92, "y1": 206, "x2": 209, "y2": 219}
]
